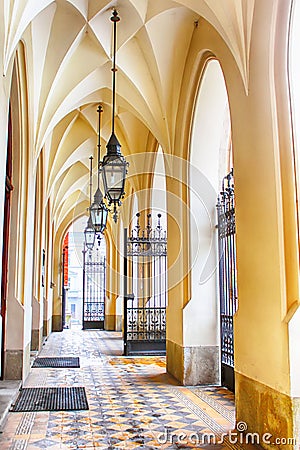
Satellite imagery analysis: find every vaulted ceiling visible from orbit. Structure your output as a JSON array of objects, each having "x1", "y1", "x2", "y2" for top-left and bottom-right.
[{"x1": 0, "y1": 0, "x2": 254, "y2": 231}]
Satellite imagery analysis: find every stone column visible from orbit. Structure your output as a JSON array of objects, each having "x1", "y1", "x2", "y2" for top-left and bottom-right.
[{"x1": 105, "y1": 224, "x2": 119, "y2": 330}]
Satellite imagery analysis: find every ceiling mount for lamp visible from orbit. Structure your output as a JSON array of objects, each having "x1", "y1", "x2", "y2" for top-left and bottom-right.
[{"x1": 101, "y1": 9, "x2": 128, "y2": 223}]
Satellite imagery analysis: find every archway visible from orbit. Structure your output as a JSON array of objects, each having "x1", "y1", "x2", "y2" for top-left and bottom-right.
[
  {"x1": 1, "y1": 106, "x2": 13, "y2": 379},
  {"x1": 289, "y1": 0, "x2": 300, "y2": 226},
  {"x1": 62, "y1": 217, "x2": 107, "y2": 330},
  {"x1": 152, "y1": 145, "x2": 167, "y2": 228},
  {"x1": 287, "y1": 0, "x2": 300, "y2": 404},
  {"x1": 187, "y1": 59, "x2": 232, "y2": 386},
  {"x1": 4, "y1": 44, "x2": 32, "y2": 380}
]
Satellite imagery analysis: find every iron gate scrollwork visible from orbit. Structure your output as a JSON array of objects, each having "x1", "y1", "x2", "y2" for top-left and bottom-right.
[
  {"x1": 124, "y1": 213, "x2": 167, "y2": 355},
  {"x1": 217, "y1": 169, "x2": 238, "y2": 391},
  {"x1": 82, "y1": 240, "x2": 106, "y2": 330}
]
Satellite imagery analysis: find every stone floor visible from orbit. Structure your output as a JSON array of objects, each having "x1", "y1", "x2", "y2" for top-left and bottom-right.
[
  {"x1": 0, "y1": 380, "x2": 22, "y2": 429},
  {"x1": 0, "y1": 329, "x2": 260, "y2": 449}
]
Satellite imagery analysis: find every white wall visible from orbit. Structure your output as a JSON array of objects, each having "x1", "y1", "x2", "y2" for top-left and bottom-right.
[
  {"x1": 152, "y1": 146, "x2": 167, "y2": 229},
  {"x1": 184, "y1": 60, "x2": 230, "y2": 347},
  {"x1": 288, "y1": 0, "x2": 300, "y2": 397}
]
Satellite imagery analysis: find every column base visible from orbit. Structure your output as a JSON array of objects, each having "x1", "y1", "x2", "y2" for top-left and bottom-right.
[
  {"x1": 104, "y1": 314, "x2": 123, "y2": 331},
  {"x1": 236, "y1": 372, "x2": 297, "y2": 450},
  {"x1": 166, "y1": 339, "x2": 219, "y2": 385},
  {"x1": 4, "y1": 350, "x2": 23, "y2": 380},
  {"x1": 50, "y1": 316, "x2": 60, "y2": 333},
  {"x1": 104, "y1": 315, "x2": 115, "y2": 330},
  {"x1": 31, "y1": 327, "x2": 43, "y2": 351},
  {"x1": 4, "y1": 341, "x2": 31, "y2": 381},
  {"x1": 115, "y1": 315, "x2": 122, "y2": 331}
]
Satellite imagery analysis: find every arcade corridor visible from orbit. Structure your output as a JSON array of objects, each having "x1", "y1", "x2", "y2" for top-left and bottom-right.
[
  {"x1": 1, "y1": 1, "x2": 300, "y2": 448},
  {"x1": 0, "y1": 329, "x2": 258, "y2": 450}
]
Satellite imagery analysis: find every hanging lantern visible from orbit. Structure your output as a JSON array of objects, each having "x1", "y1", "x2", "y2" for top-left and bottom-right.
[
  {"x1": 101, "y1": 10, "x2": 127, "y2": 223},
  {"x1": 102, "y1": 133, "x2": 127, "y2": 217},
  {"x1": 84, "y1": 216, "x2": 95, "y2": 250},
  {"x1": 83, "y1": 156, "x2": 95, "y2": 249},
  {"x1": 90, "y1": 187, "x2": 108, "y2": 234},
  {"x1": 90, "y1": 105, "x2": 109, "y2": 234}
]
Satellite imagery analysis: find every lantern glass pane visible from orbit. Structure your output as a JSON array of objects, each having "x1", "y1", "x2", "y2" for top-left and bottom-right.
[
  {"x1": 106, "y1": 163, "x2": 123, "y2": 189},
  {"x1": 90, "y1": 203, "x2": 108, "y2": 233},
  {"x1": 103, "y1": 161, "x2": 125, "y2": 202},
  {"x1": 102, "y1": 208, "x2": 108, "y2": 231},
  {"x1": 90, "y1": 206, "x2": 101, "y2": 231},
  {"x1": 84, "y1": 227, "x2": 95, "y2": 249}
]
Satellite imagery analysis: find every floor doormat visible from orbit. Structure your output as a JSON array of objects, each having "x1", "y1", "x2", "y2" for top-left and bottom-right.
[
  {"x1": 32, "y1": 357, "x2": 80, "y2": 368},
  {"x1": 11, "y1": 387, "x2": 89, "y2": 412}
]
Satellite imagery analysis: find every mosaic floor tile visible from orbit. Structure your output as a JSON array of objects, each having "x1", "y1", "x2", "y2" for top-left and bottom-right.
[{"x1": 0, "y1": 330, "x2": 261, "y2": 449}]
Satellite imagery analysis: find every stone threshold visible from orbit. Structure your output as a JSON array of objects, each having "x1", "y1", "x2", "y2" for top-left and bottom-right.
[{"x1": 0, "y1": 380, "x2": 22, "y2": 431}]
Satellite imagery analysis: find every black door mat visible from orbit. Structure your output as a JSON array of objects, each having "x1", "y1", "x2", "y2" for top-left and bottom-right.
[
  {"x1": 32, "y1": 357, "x2": 80, "y2": 368},
  {"x1": 11, "y1": 387, "x2": 89, "y2": 412}
]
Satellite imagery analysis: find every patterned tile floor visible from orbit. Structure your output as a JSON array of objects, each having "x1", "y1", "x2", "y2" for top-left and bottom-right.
[{"x1": 0, "y1": 329, "x2": 260, "y2": 449}]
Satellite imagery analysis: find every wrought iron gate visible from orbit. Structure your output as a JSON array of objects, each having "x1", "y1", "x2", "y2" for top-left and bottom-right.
[
  {"x1": 217, "y1": 169, "x2": 238, "y2": 391},
  {"x1": 82, "y1": 241, "x2": 106, "y2": 330},
  {"x1": 124, "y1": 213, "x2": 167, "y2": 355}
]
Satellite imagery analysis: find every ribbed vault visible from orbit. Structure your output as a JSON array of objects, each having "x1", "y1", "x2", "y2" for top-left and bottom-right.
[{"x1": 1, "y1": 0, "x2": 255, "y2": 230}]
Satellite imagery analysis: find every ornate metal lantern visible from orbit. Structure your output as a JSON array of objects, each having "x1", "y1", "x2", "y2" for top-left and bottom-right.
[
  {"x1": 84, "y1": 156, "x2": 95, "y2": 249},
  {"x1": 102, "y1": 133, "x2": 127, "y2": 218},
  {"x1": 101, "y1": 10, "x2": 127, "y2": 223},
  {"x1": 90, "y1": 187, "x2": 108, "y2": 234},
  {"x1": 84, "y1": 215, "x2": 95, "y2": 250},
  {"x1": 90, "y1": 105, "x2": 108, "y2": 234}
]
